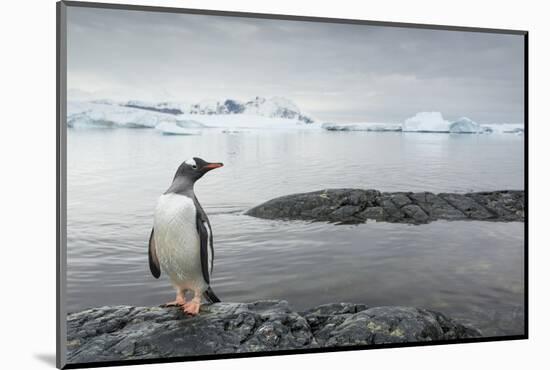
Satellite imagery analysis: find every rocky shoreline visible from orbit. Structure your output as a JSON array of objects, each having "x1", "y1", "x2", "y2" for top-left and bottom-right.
[
  {"x1": 66, "y1": 301, "x2": 480, "y2": 364},
  {"x1": 246, "y1": 189, "x2": 524, "y2": 224}
]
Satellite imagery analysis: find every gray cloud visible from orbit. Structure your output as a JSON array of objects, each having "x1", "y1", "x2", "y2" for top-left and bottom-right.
[{"x1": 67, "y1": 6, "x2": 524, "y2": 123}]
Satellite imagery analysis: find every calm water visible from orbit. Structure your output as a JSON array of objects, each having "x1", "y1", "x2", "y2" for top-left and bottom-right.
[{"x1": 66, "y1": 129, "x2": 525, "y2": 336}]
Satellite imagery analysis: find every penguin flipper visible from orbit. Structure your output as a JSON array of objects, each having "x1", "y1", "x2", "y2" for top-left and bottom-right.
[
  {"x1": 196, "y1": 212, "x2": 211, "y2": 285},
  {"x1": 148, "y1": 228, "x2": 161, "y2": 278}
]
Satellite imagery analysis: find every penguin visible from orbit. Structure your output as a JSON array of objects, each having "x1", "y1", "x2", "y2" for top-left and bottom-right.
[{"x1": 148, "y1": 157, "x2": 223, "y2": 315}]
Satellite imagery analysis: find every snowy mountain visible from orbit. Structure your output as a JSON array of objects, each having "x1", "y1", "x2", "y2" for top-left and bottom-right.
[
  {"x1": 120, "y1": 96, "x2": 315, "y2": 123},
  {"x1": 67, "y1": 97, "x2": 317, "y2": 130}
]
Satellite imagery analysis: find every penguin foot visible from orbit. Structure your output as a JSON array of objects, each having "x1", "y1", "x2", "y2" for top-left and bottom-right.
[
  {"x1": 182, "y1": 300, "x2": 201, "y2": 315},
  {"x1": 162, "y1": 300, "x2": 184, "y2": 308},
  {"x1": 162, "y1": 294, "x2": 186, "y2": 307}
]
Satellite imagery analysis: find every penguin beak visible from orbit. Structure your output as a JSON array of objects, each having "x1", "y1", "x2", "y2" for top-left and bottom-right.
[{"x1": 203, "y1": 162, "x2": 224, "y2": 172}]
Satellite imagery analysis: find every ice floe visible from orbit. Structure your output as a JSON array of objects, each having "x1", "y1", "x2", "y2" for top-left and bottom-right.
[
  {"x1": 321, "y1": 122, "x2": 402, "y2": 132},
  {"x1": 155, "y1": 121, "x2": 203, "y2": 135},
  {"x1": 449, "y1": 117, "x2": 481, "y2": 134},
  {"x1": 67, "y1": 101, "x2": 177, "y2": 129},
  {"x1": 402, "y1": 112, "x2": 451, "y2": 133}
]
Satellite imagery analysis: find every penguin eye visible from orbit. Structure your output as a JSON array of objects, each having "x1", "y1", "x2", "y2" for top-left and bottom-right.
[{"x1": 191, "y1": 164, "x2": 197, "y2": 170}]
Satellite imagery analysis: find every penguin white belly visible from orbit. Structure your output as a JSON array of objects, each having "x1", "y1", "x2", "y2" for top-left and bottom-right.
[{"x1": 153, "y1": 193, "x2": 207, "y2": 292}]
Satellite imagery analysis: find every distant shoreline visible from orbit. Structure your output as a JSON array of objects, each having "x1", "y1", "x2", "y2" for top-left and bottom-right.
[{"x1": 66, "y1": 99, "x2": 524, "y2": 134}]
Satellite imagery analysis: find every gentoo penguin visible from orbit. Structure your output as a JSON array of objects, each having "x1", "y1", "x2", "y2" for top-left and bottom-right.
[{"x1": 148, "y1": 157, "x2": 223, "y2": 315}]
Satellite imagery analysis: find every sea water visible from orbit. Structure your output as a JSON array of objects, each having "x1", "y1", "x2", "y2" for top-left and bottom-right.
[{"x1": 66, "y1": 128, "x2": 524, "y2": 336}]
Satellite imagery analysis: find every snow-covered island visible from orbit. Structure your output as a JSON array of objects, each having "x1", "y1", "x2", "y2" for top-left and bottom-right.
[
  {"x1": 67, "y1": 97, "x2": 524, "y2": 135},
  {"x1": 67, "y1": 97, "x2": 317, "y2": 134}
]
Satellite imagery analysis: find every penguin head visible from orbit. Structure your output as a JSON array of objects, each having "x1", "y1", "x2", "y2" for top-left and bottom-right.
[{"x1": 174, "y1": 157, "x2": 224, "y2": 183}]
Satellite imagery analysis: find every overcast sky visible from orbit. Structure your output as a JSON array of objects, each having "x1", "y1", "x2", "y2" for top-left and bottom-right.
[{"x1": 67, "y1": 7, "x2": 525, "y2": 123}]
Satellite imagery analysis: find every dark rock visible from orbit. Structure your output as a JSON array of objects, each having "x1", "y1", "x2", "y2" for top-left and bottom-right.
[
  {"x1": 224, "y1": 99, "x2": 245, "y2": 114},
  {"x1": 246, "y1": 189, "x2": 524, "y2": 225},
  {"x1": 250, "y1": 189, "x2": 366, "y2": 222},
  {"x1": 466, "y1": 191, "x2": 525, "y2": 221},
  {"x1": 439, "y1": 193, "x2": 493, "y2": 220},
  {"x1": 409, "y1": 192, "x2": 466, "y2": 220},
  {"x1": 66, "y1": 301, "x2": 480, "y2": 364},
  {"x1": 329, "y1": 205, "x2": 364, "y2": 223},
  {"x1": 358, "y1": 206, "x2": 386, "y2": 221},
  {"x1": 375, "y1": 194, "x2": 405, "y2": 221},
  {"x1": 123, "y1": 103, "x2": 183, "y2": 115},
  {"x1": 304, "y1": 306, "x2": 481, "y2": 347},
  {"x1": 390, "y1": 193, "x2": 413, "y2": 208},
  {"x1": 401, "y1": 204, "x2": 430, "y2": 223}
]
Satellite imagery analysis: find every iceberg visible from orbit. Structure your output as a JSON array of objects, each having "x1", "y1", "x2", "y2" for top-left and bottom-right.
[
  {"x1": 322, "y1": 122, "x2": 402, "y2": 132},
  {"x1": 156, "y1": 121, "x2": 202, "y2": 135},
  {"x1": 176, "y1": 120, "x2": 208, "y2": 129},
  {"x1": 67, "y1": 101, "x2": 178, "y2": 128},
  {"x1": 449, "y1": 117, "x2": 481, "y2": 134},
  {"x1": 403, "y1": 112, "x2": 450, "y2": 133},
  {"x1": 481, "y1": 123, "x2": 524, "y2": 134}
]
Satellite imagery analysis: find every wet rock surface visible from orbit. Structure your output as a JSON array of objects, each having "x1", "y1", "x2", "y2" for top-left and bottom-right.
[
  {"x1": 66, "y1": 301, "x2": 481, "y2": 364},
  {"x1": 245, "y1": 189, "x2": 524, "y2": 224}
]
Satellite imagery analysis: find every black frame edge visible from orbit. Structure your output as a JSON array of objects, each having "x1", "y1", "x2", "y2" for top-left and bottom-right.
[
  {"x1": 523, "y1": 32, "x2": 529, "y2": 339},
  {"x1": 57, "y1": 1, "x2": 68, "y2": 369}
]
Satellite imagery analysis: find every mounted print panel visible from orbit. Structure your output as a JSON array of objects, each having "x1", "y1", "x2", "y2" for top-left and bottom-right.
[{"x1": 57, "y1": 1, "x2": 527, "y2": 369}]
